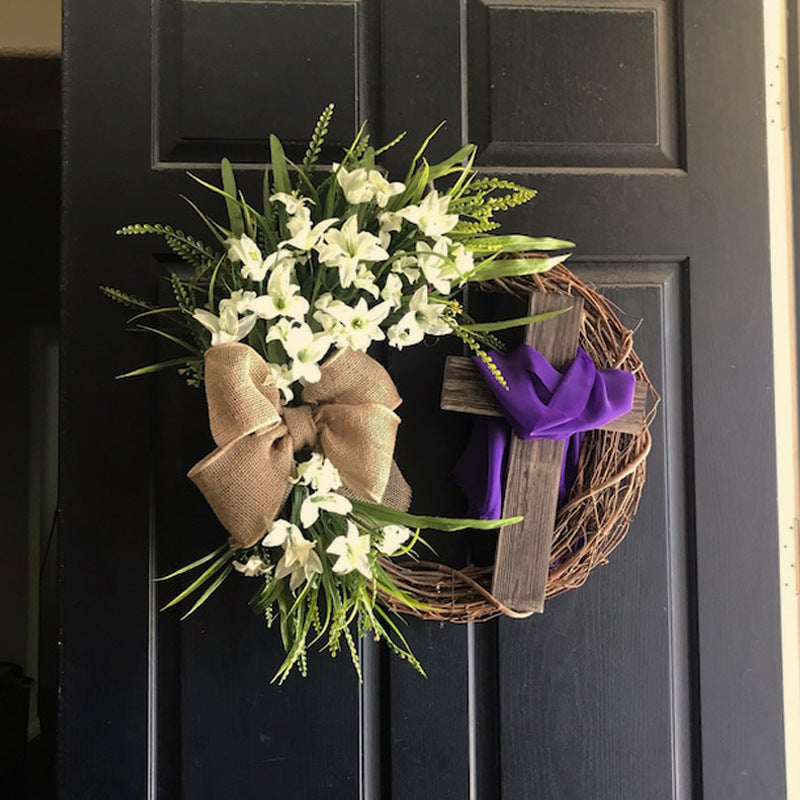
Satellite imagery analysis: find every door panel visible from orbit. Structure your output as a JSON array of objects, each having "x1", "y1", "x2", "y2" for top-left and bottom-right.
[{"x1": 61, "y1": 1, "x2": 786, "y2": 797}]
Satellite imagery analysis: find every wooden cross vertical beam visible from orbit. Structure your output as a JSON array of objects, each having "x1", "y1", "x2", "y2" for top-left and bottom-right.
[{"x1": 492, "y1": 293, "x2": 584, "y2": 613}]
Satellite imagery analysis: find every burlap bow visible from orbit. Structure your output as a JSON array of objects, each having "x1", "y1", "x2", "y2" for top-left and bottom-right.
[{"x1": 188, "y1": 342, "x2": 411, "y2": 547}]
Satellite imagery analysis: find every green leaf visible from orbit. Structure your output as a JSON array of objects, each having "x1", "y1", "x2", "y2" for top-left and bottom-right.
[
  {"x1": 448, "y1": 145, "x2": 478, "y2": 199},
  {"x1": 350, "y1": 500, "x2": 521, "y2": 531},
  {"x1": 462, "y1": 235, "x2": 575, "y2": 253},
  {"x1": 133, "y1": 325, "x2": 200, "y2": 354},
  {"x1": 269, "y1": 134, "x2": 292, "y2": 194},
  {"x1": 401, "y1": 160, "x2": 431, "y2": 206},
  {"x1": 207, "y1": 255, "x2": 225, "y2": 312},
  {"x1": 180, "y1": 564, "x2": 234, "y2": 620},
  {"x1": 126, "y1": 306, "x2": 182, "y2": 323},
  {"x1": 404, "y1": 121, "x2": 445, "y2": 184},
  {"x1": 427, "y1": 144, "x2": 475, "y2": 182},
  {"x1": 115, "y1": 356, "x2": 198, "y2": 379},
  {"x1": 156, "y1": 544, "x2": 229, "y2": 581},
  {"x1": 221, "y1": 158, "x2": 244, "y2": 236},
  {"x1": 239, "y1": 190, "x2": 255, "y2": 239},
  {"x1": 160, "y1": 549, "x2": 234, "y2": 611},
  {"x1": 181, "y1": 195, "x2": 230, "y2": 244},
  {"x1": 460, "y1": 307, "x2": 570, "y2": 333},
  {"x1": 467, "y1": 254, "x2": 571, "y2": 281}
]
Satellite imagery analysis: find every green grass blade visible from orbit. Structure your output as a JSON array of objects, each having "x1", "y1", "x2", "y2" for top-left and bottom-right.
[
  {"x1": 462, "y1": 235, "x2": 575, "y2": 253},
  {"x1": 180, "y1": 564, "x2": 234, "y2": 620},
  {"x1": 156, "y1": 544, "x2": 229, "y2": 581},
  {"x1": 160, "y1": 550, "x2": 234, "y2": 611},
  {"x1": 427, "y1": 144, "x2": 475, "y2": 182},
  {"x1": 460, "y1": 307, "x2": 570, "y2": 333},
  {"x1": 404, "y1": 121, "x2": 445, "y2": 184},
  {"x1": 181, "y1": 195, "x2": 230, "y2": 244},
  {"x1": 133, "y1": 325, "x2": 200, "y2": 353},
  {"x1": 115, "y1": 356, "x2": 196, "y2": 379},
  {"x1": 207, "y1": 255, "x2": 225, "y2": 312},
  {"x1": 126, "y1": 306, "x2": 182, "y2": 323},
  {"x1": 221, "y1": 158, "x2": 245, "y2": 236},
  {"x1": 350, "y1": 500, "x2": 521, "y2": 531},
  {"x1": 467, "y1": 254, "x2": 570, "y2": 281},
  {"x1": 269, "y1": 134, "x2": 292, "y2": 194}
]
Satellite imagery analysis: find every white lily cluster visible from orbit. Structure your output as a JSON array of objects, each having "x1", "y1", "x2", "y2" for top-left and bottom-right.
[
  {"x1": 237, "y1": 455, "x2": 412, "y2": 591},
  {"x1": 191, "y1": 169, "x2": 477, "y2": 402}
]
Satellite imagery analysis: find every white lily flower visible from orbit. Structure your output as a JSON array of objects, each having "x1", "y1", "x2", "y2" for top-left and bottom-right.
[
  {"x1": 387, "y1": 313, "x2": 425, "y2": 350},
  {"x1": 283, "y1": 323, "x2": 332, "y2": 384},
  {"x1": 276, "y1": 550, "x2": 323, "y2": 591},
  {"x1": 263, "y1": 518, "x2": 303, "y2": 548},
  {"x1": 270, "y1": 192, "x2": 311, "y2": 216},
  {"x1": 312, "y1": 293, "x2": 343, "y2": 335},
  {"x1": 193, "y1": 307, "x2": 258, "y2": 346},
  {"x1": 380, "y1": 273, "x2": 405, "y2": 308},
  {"x1": 218, "y1": 289, "x2": 257, "y2": 316},
  {"x1": 233, "y1": 554, "x2": 273, "y2": 577},
  {"x1": 334, "y1": 164, "x2": 373, "y2": 205},
  {"x1": 284, "y1": 217, "x2": 338, "y2": 252},
  {"x1": 312, "y1": 295, "x2": 357, "y2": 349},
  {"x1": 300, "y1": 491, "x2": 353, "y2": 529},
  {"x1": 378, "y1": 524, "x2": 412, "y2": 556},
  {"x1": 255, "y1": 249, "x2": 296, "y2": 280},
  {"x1": 267, "y1": 362, "x2": 295, "y2": 404},
  {"x1": 248, "y1": 264, "x2": 310, "y2": 322},
  {"x1": 409, "y1": 285, "x2": 452, "y2": 336},
  {"x1": 285, "y1": 204, "x2": 312, "y2": 235},
  {"x1": 353, "y1": 266, "x2": 381, "y2": 299},
  {"x1": 265, "y1": 316, "x2": 296, "y2": 346},
  {"x1": 379, "y1": 211, "x2": 403, "y2": 234},
  {"x1": 416, "y1": 238, "x2": 458, "y2": 294},
  {"x1": 327, "y1": 520, "x2": 373, "y2": 578},
  {"x1": 378, "y1": 210, "x2": 404, "y2": 248},
  {"x1": 451, "y1": 241, "x2": 475, "y2": 280},
  {"x1": 264, "y1": 520, "x2": 323, "y2": 590},
  {"x1": 276, "y1": 533, "x2": 324, "y2": 591},
  {"x1": 317, "y1": 216, "x2": 389, "y2": 288},
  {"x1": 398, "y1": 190, "x2": 458, "y2": 237},
  {"x1": 390, "y1": 254, "x2": 422, "y2": 284},
  {"x1": 225, "y1": 234, "x2": 265, "y2": 278},
  {"x1": 386, "y1": 286, "x2": 451, "y2": 350},
  {"x1": 295, "y1": 453, "x2": 342, "y2": 494},
  {"x1": 320, "y1": 298, "x2": 391, "y2": 352},
  {"x1": 366, "y1": 170, "x2": 405, "y2": 208}
]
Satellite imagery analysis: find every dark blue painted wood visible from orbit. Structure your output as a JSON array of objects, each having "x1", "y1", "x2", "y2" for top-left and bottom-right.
[{"x1": 61, "y1": 1, "x2": 786, "y2": 797}]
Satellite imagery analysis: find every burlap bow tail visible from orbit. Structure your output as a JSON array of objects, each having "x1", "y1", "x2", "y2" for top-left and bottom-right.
[{"x1": 188, "y1": 343, "x2": 411, "y2": 547}]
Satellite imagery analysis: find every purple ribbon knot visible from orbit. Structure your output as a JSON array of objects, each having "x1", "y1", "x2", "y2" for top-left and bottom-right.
[{"x1": 453, "y1": 344, "x2": 635, "y2": 519}]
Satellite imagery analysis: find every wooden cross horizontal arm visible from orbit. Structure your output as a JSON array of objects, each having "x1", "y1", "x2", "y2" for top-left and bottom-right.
[{"x1": 440, "y1": 357, "x2": 649, "y2": 434}]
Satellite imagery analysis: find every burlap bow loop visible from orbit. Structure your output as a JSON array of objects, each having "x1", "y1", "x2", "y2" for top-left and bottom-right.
[{"x1": 188, "y1": 342, "x2": 410, "y2": 547}]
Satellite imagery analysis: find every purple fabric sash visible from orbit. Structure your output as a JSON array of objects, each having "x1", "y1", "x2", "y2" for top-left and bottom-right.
[{"x1": 453, "y1": 345, "x2": 635, "y2": 518}]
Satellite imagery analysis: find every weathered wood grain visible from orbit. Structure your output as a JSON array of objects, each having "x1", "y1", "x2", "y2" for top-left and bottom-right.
[
  {"x1": 492, "y1": 293, "x2": 584, "y2": 613},
  {"x1": 441, "y1": 357, "x2": 649, "y2": 434}
]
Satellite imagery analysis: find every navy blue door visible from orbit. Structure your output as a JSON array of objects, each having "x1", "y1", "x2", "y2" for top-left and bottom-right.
[{"x1": 61, "y1": 1, "x2": 786, "y2": 797}]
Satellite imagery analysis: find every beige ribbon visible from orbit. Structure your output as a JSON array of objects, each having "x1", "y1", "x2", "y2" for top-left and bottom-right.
[{"x1": 188, "y1": 342, "x2": 411, "y2": 547}]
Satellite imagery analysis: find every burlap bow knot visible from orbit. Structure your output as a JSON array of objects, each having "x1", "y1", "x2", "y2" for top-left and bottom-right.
[{"x1": 188, "y1": 342, "x2": 411, "y2": 547}]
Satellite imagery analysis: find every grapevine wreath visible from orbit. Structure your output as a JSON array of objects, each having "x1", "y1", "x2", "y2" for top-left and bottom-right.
[{"x1": 106, "y1": 105, "x2": 657, "y2": 680}]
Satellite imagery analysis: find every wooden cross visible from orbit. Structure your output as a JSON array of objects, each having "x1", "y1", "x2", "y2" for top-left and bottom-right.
[{"x1": 440, "y1": 293, "x2": 648, "y2": 614}]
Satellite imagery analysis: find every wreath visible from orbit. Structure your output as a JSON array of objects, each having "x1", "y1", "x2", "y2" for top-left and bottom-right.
[{"x1": 105, "y1": 104, "x2": 655, "y2": 681}]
